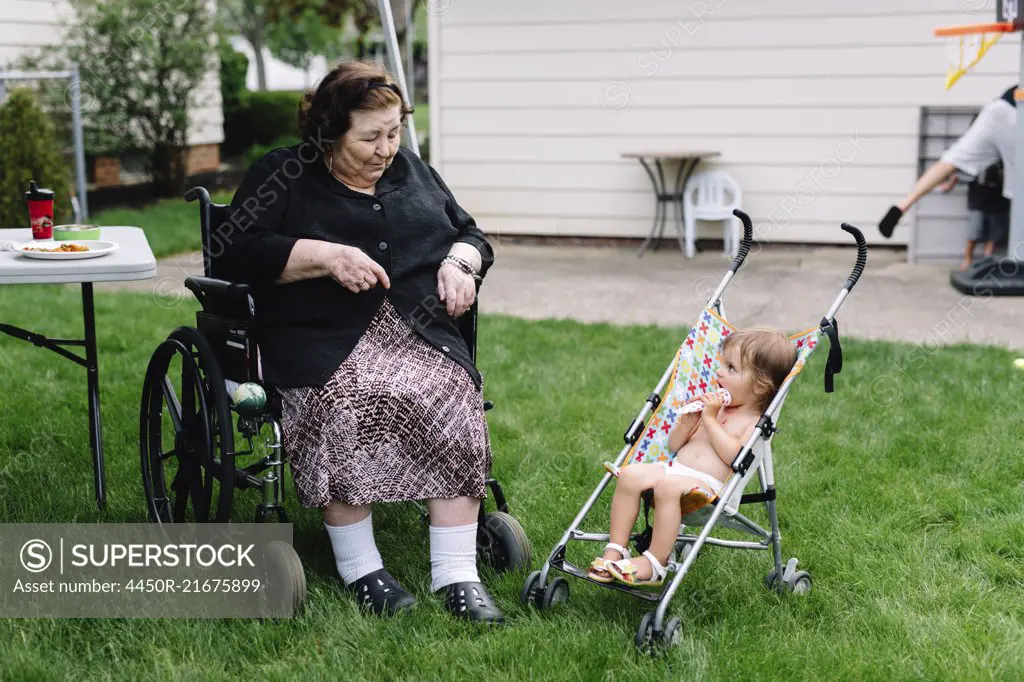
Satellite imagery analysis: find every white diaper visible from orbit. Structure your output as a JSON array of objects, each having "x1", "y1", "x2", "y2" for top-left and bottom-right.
[{"x1": 661, "y1": 461, "x2": 725, "y2": 496}]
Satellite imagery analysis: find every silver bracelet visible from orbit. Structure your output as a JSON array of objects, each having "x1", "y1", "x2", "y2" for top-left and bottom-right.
[{"x1": 443, "y1": 254, "x2": 481, "y2": 280}]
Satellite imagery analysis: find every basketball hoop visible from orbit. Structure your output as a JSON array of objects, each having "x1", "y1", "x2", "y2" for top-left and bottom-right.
[{"x1": 933, "y1": 22, "x2": 1017, "y2": 90}]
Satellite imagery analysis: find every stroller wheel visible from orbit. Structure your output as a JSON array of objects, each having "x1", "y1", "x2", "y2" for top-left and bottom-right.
[
  {"x1": 786, "y1": 570, "x2": 812, "y2": 595},
  {"x1": 635, "y1": 611, "x2": 656, "y2": 653},
  {"x1": 764, "y1": 568, "x2": 783, "y2": 593},
  {"x1": 537, "y1": 577, "x2": 569, "y2": 610},
  {"x1": 661, "y1": 616, "x2": 683, "y2": 648},
  {"x1": 478, "y1": 511, "x2": 532, "y2": 573},
  {"x1": 765, "y1": 560, "x2": 812, "y2": 596},
  {"x1": 635, "y1": 611, "x2": 681, "y2": 654},
  {"x1": 520, "y1": 570, "x2": 541, "y2": 606}
]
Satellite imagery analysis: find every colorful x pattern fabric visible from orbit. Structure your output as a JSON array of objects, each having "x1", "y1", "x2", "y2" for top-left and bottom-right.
[{"x1": 624, "y1": 308, "x2": 820, "y2": 466}]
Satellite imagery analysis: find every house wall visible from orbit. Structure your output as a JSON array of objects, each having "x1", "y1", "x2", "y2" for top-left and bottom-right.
[
  {"x1": 429, "y1": 0, "x2": 1021, "y2": 253},
  {"x1": 0, "y1": 0, "x2": 224, "y2": 167}
]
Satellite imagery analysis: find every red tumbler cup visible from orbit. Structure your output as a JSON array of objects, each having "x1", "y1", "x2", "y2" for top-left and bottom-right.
[{"x1": 25, "y1": 181, "x2": 55, "y2": 240}]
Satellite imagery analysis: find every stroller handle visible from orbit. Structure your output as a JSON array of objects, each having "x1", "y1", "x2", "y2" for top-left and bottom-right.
[
  {"x1": 729, "y1": 209, "x2": 754, "y2": 273},
  {"x1": 840, "y1": 222, "x2": 868, "y2": 291}
]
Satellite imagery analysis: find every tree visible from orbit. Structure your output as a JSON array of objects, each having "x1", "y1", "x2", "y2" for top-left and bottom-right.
[
  {"x1": 0, "y1": 89, "x2": 73, "y2": 229},
  {"x1": 223, "y1": 0, "x2": 418, "y2": 91},
  {"x1": 274, "y1": 0, "x2": 420, "y2": 69},
  {"x1": 219, "y1": 0, "x2": 275, "y2": 91},
  {"x1": 265, "y1": 4, "x2": 343, "y2": 82},
  {"x1": 54, "y1": 0, "x2": 214, "y2": 197}
]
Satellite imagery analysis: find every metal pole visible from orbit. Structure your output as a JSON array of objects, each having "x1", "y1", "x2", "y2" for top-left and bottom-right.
[
  {"x1": 1009, "y1": 48, "x2": 1024, "y2": 257},
  {"x1": 70, "y1": 64, "x2": 88, "y2": 219},
  {"x1": 405, "y1": 0, "x2": 414, "y2": 104},
  {"x1": 82, "y1": 283, "x2": 106, "y2": 510},
  {"x1": 376, "y1": 0, "x2": 419, "y2": 156}
]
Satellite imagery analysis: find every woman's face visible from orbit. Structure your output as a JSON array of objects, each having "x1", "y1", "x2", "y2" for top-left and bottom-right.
[{"x1": 337, "y1": 105, "x2": 402, "y2": 186}]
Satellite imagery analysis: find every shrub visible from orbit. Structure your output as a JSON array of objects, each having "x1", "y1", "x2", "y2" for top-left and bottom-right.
[
  {"x1": 219, "y1": 41, "x2": 250, "y2": 117},
  {"x1": 242, "y1": 135, "x2": 302, "y2": 168},
  {"x1": 246, "y1": 90, "x2": 304, "y2": 145},
  {"x1": 218, "y1": 40, "x2": 251, "y2": 156},
  {"x1": 223, "y1": 90, "x2": 303, "y2": 160},
  {"x1": 0, "y1": 89, "x2": 74, "y2": 229}
]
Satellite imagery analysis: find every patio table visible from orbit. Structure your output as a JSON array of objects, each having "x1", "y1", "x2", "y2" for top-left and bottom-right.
[
  {"x1": 622, "y1": 150, "x2": 721, "y2": 257},
  {"x1": 0, "y1": 226, "x2": 157, "y2": 511}
]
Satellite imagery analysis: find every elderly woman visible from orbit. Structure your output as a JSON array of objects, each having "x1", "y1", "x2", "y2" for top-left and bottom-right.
[{"x1": 215, "y1": 61, "x2": 501, "y2": 623}]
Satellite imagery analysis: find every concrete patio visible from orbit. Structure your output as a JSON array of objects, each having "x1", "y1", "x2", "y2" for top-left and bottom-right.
[{"x1": 99, "y1": 241, "x2": 1024, "y2": 351}]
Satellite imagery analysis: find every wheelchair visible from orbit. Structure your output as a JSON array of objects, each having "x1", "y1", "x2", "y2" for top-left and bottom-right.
[{"x1": 138, "y1": 187, "x2": 532, "y2": 610}]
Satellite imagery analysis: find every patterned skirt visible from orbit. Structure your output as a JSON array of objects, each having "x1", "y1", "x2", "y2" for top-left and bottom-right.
[{"x1": 277, "y1": 298, "x2": 492, "y2": 508}]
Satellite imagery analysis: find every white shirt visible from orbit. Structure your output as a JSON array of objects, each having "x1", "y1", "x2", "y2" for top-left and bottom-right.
[{"x1": 941, "y1": 98, "x2": 1016, "y2": 199}]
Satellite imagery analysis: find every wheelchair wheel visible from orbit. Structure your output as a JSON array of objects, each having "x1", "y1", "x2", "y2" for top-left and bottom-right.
[
  {"x1": 262, "y1": 540, "x2": 307, "y2": 616},
  {"x1": 477, "y1": 511, "x2": 532, "y2": 573},
  {"x1": 140, "y1": 327, "x2": 235, "y2": 523}
]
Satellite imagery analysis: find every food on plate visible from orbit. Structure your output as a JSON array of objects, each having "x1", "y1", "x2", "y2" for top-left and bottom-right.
[{"x1": 24, "y1": 243, "x2": 90, "y2": 253}]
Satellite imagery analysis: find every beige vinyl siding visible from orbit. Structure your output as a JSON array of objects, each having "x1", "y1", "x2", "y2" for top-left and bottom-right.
[
  {"x1": 429, "y1": 1, "x2": 1021, "y2": 247},
  {"x1": 0, "y1": 0, "x2": 223, "y2": 146}
]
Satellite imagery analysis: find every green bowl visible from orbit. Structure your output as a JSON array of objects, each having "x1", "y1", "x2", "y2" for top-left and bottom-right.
[{"x1": 53, "y1": 224, "x2": 101, "y2": 240}]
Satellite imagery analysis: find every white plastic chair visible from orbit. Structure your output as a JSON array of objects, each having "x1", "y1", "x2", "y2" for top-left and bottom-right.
[{"x1": 682, "y1": 170, "x2": 743, "y2": 259}]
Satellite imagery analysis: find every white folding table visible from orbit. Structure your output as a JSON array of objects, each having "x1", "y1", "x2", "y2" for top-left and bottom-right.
[{"x1": 0, "y1": 226, "x2": 157, "y2": 510}]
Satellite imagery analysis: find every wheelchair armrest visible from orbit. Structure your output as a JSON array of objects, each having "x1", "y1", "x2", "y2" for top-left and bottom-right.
[{"x1": 185, "y1": 276, "x2": 254, "y2": 319}]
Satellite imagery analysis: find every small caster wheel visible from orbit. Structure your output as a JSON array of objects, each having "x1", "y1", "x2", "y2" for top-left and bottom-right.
[
  {"x1": 478, "y1": 511, "x2": 532, "y2": 574},
  {"x1": 635, "y1": 610, "x2": 656, "y2": 653},
  {"x1": 672, "y1": 540, "x2": 694, "y2": 563},
  {"x1": 520, "y1": 570, "x2": 541, "y2": 606},
  {"x1": 786, "y1": 570, "x2": 812, "y2": 595},
  {"x1": 536, "y1": 576, "x2": 569, "y2": 610},
  {"x1": 766, "y1": 558, "x2": 811, "y2": 596},
  {"x1": 661, "y1": 616, "x2": 682, "y2": 648},
  {"x1": 764, "y1": 568, "x2": 783, "y2": 593}
]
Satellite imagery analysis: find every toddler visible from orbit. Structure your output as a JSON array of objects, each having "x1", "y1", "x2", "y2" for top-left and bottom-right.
[{"x1": 588, "y1": 326, "x2": 797, "y2": 586}]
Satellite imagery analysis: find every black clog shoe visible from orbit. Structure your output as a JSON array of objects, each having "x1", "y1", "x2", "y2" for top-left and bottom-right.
[
  {"x1": 348, "y1": 569, "x2": 416, "y2": 616},
  {"x1": 440, "y1": 581, "x2": 504, "y2": 625}
]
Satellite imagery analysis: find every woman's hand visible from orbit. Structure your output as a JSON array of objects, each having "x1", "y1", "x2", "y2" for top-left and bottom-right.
[
  {"x1": 437, "y1": 262, "x2": 476, "y2": 318},
  {"x1": 699, "y1": 392, "x2": 726, "y2": 421},
  {"x1": 323, "y1": 244, "x2": 391, "y2": 293}
]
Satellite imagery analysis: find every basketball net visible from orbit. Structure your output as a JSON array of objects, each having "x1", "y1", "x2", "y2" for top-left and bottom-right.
[{"x1": 944, "y1": 31, "x2": 1005, "y2": 90}]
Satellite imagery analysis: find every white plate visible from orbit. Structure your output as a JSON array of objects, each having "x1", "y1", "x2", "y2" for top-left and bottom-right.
[{"x1": 11, "y1": 240, "x2": 119, "y2": 260}]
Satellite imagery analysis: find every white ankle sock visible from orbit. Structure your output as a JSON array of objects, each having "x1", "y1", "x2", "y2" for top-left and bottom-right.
[
  {"x1": 430, "y1": 522, "x2": 481, "y2": 592},
  {"x1": 324, "y1": 514, "x2": 384, "y2": 586}
]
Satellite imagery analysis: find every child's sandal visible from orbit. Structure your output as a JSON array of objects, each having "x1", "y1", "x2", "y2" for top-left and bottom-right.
[
  {"x1": 607, "y1": 550, "x2": 668, "y2": 587},
  {"x1": 587, "y1": 542, "x2": 630, "y2": 583}
]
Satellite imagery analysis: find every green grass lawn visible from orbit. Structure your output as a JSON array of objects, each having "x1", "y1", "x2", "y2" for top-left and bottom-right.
[
  {"x1": 91, "y1": 191, "x2": 232, "y2": 260},
  {"x1": 0, "y1": 284, "x2": 1022, "y2": 680}
]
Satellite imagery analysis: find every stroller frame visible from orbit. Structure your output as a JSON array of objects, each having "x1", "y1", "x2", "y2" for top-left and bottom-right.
[{"x1": 522, "y1": 210, "x2": 868, "y2": 650}]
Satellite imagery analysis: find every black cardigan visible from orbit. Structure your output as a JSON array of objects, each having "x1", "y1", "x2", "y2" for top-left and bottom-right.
[{"x1": 213, "y1": 144, "x2": 494, "y2": 390}]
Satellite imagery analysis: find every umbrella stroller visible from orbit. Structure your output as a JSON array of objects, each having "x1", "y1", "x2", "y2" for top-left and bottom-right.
[{"x1": 521, "y1": 210, "x2": 867, "y2": 652}]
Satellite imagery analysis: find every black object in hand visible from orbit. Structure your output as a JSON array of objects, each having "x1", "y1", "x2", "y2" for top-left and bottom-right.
[{"x1": 879, "y1": 205, "x2": 903, "y2": 238}]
